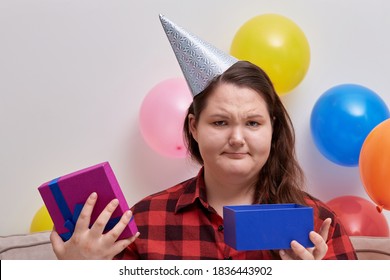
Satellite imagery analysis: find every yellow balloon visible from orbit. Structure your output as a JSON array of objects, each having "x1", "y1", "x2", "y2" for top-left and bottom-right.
[
  {"x1": 230, "y1": 14, "x2": 310, "y2": 95},
  {"x1": 30, "y1": 205, "x2": 53, "y2": 233}
]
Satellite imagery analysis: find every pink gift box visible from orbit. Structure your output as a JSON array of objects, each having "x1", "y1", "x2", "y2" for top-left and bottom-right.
[{"x1": 38, "y1": 162, "x2": 138, "y2": 241}]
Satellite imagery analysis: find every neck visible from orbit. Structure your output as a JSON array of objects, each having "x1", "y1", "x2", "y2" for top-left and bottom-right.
[{"x1": 204, "y1": 169, "x2": 256, "y2": 216}]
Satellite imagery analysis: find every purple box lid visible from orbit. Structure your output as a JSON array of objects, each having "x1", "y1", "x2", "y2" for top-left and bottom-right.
[{"x1": 38, "y1": 162, "x2": 137, "y2": 241}]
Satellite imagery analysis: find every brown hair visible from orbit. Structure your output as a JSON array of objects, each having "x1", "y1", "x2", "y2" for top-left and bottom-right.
[{"x1": 183, "y1": 60, "x2": 308, "y2": 205}]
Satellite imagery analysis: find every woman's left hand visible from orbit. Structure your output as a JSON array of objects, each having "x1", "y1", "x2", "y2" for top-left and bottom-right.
[{"x1": 279, "y1": 218, "x2": 331, "y2": 260}]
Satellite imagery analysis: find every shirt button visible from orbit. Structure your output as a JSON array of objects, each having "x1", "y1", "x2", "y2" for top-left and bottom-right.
[{"x1": 218, "y1": 225, "x2": 224, "y2": 231}]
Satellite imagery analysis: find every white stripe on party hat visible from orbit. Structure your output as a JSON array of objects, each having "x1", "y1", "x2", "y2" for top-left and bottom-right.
[{"x1": 159, "y1": 14, "x2": 238, "y2": 97}]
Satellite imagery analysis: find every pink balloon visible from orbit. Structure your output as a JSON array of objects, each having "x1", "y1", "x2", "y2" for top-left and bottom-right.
[
  {"x1": 327, "y1": 195, "x2": 389, "y2": 237},
  {"x1": 139, "y1": 78, "x2": 192, "y2": 158}
]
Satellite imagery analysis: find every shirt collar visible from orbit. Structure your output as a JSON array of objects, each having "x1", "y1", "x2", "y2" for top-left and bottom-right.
[{"x1": 175, "y1": 167, "x2": 210, "y2": 213}]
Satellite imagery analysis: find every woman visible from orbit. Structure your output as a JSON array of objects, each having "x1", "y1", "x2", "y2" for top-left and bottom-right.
[{"x1": 51, "y1": 61, "x2": 357, "y2": 260}]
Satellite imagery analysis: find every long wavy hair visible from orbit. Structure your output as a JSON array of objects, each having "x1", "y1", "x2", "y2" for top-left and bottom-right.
[{"x1": 183, "y1": 60, "x2": 308, "y2": 205}]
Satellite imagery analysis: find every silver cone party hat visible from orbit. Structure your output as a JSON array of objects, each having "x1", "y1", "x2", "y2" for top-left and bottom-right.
[{"x1": 159, "y1": 14, "x2": 238, "y2": 97}]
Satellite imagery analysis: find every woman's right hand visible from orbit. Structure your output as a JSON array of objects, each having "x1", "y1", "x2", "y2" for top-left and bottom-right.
[{"x1": 50, "y1": 192, "x2": 140, "y2": 260}]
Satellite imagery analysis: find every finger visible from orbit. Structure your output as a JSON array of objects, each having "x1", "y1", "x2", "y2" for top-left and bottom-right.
[
  {"x1": 50, "y1": 229, "x2": 64, "y2": 259},
  {"x1": 310, "y1": 231, "x2": 329, "y2": 260},
  {"x1": 279, "y1": 249, "x2": 295, "y2": 260},
  {"x1": 105, "y1": 210, "x2": 134, "y2": 242},
  {"x1": 319, "y1": 218, "x2": 332, "y2": 242},
  {"x1": 74, "y1": 192, "x2": 98, "y2": 231},
  {"x1": 90, "y1": 198, "x2": 119, "y2": 236},
  {"x1": 290, "y1": 240, "x2": 313, "y2": 260},
  {"x1": 110, "y1": 232, "x2": 140, "y2": 258}
]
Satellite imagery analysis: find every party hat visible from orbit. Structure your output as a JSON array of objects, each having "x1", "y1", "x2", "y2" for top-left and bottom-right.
[{"x1": 159, "y1": 14, "x2": 238, "y2": 97}]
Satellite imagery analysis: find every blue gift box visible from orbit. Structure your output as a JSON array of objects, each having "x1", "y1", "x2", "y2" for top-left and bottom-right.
[{"x1": 223, "y1": 204, "x2": 314, "y2": 250}]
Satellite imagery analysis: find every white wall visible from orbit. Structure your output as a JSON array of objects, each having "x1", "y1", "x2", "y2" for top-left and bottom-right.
[{"x1": 1, "y1": 0, "x2": 389, "y2": 235}]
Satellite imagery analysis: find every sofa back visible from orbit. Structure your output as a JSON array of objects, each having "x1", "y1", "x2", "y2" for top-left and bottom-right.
[{"x1": 1, "y1": 231, "x2": 389, "y2": 260}]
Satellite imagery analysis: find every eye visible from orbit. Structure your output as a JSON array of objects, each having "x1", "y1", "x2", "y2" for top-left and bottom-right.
[
  {"x1": 213, "y1": 121, "x2": 227, "y2": 126},
  {"x1": 247, "y1": 121, "x2": 260, "y2": 127}
]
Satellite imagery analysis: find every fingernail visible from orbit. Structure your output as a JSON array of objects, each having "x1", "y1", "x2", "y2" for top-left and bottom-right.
[
  {"x1": 90, "y1": 192, "x2": 97, "y2": 199},
  {"x1": 125, "y1": 210, "x2": 132, "y2": 218},
  {"x1": 112, "y1": 198, "x2": 119, "y2": 206},
  {"x1": 290, "y1": 240, "x2": 299, "y2": 249}
]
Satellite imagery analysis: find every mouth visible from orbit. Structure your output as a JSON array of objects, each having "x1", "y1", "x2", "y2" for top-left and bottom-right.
[{"x1": 223, "y1": 152, "x2": 248, "y2": 159}]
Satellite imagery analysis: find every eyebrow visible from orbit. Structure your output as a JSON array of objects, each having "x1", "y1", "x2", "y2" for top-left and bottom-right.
[
  {"x1": 208, "y1": 113, "x2": 267, "y2": 120},
  {"x1": 246, "y1": 114, "x2": 267, "y2": 119}
]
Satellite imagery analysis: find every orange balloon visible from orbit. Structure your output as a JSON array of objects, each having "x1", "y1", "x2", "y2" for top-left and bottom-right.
[{"x1": 359, "y1": 119, "x2": 390, "y2": 211}]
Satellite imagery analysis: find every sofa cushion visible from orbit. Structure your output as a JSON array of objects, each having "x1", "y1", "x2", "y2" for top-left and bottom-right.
[
  {"x1": 350, "y1": 236, "x2": 390, "y2": 260},
  {"x1": 0, "y1": 231, "x2": 56, "y2": 260}
]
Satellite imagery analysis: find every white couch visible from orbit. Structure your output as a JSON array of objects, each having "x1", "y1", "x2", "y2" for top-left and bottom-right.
[{"x1": 1, "y1": 231, "x2": 389, "y2": 259}]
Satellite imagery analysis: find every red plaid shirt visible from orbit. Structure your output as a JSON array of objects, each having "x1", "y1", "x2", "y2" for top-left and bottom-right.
[{"x1": 116, "y1": 168, "x2": 357, "y2": 260}]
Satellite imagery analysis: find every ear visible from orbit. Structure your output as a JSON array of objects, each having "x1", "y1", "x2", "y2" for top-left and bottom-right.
[{"x1": 188, "y1": 114, "x2": 198, "y2": 142}]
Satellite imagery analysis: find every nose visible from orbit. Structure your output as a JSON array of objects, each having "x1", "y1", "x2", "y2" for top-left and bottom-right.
[{"x1": 228, "y1": 127, "x2": 245, "y2": 147}]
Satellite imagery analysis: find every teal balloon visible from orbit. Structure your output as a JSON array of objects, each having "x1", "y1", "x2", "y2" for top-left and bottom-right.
[{"x1": 310, "y1": 84, "x2": 389, "y2": 166}]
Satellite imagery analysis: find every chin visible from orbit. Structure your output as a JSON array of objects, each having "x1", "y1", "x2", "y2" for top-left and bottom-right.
[{"x1": 222, "y1": 165, "x2": 254, "y2": 177}]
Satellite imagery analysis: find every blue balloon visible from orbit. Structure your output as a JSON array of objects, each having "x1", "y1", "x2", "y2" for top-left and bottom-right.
[{"x1": 310, "y1": 84, "x2": 389, "y2": 167}]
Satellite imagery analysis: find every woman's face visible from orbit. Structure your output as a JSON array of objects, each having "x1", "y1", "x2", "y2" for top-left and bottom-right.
[{"x1": 189, "y1": 82, "x2": 273, "y2": 182}]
